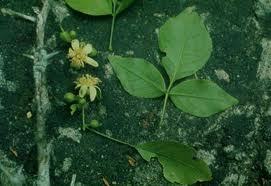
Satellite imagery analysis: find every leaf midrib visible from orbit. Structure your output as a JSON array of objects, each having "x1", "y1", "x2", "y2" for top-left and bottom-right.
[
  {"x1": 170, "y1": 32, "x2": 202, "y2": 83},
  {"x1": 169, "y1": 92, "x2": 229, "y2": 102},
  {"x1": 138, "y1": 147, "x2": 209, "y2": 178}
]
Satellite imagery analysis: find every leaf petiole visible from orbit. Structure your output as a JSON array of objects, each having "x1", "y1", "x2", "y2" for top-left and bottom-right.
[
  {"x1": 109, "y1": 0, "x2": 117, "y2": 51},
  {"x1": 159, "y1": 80, "x2": 174, "y2": 126}
]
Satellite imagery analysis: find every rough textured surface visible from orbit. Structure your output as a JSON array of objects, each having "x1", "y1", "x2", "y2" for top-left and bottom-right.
[{"x1": 0, "y1": 0, "x2": 271, "y2": 185}]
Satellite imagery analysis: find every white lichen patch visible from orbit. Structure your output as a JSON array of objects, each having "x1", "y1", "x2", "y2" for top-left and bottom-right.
[
  {"x1": 46, "y1": 34, "x2": 57, "y2": 50},
  {"x1": 0, "y1": 53, "x2": 17, "y2": 92},
  {"x1": 51, "y1": 0, "x2": 70, "y2": 23},
  {"x1": 204, "y1": 104, "x2": 256, "y2": 135},
  {"x1": 255, "y1": 0, "x2": 271, "y2": 17},
  {"x1": 264, "y1": 150, "x2": 271, "y2": 175},
  {"x1": 223, "y1": 145, "x2": 235, "y2": 153},
  {"x1": 62, "y1": 157, "x2": 72, "y2": 173},
  {"x1": 197, "y1": 149, "x2": 216, "y2": 166},
  {"x1": 221, "y1": 174, "x2": 247, "y2": 186},
  {"x1": 125, "y1": 50, "x2": 134, "y2": 56},
  {"x1": 103, "y1": 63, "x2": 114, "y2": 79},
  {"x1": 58, "y1": 127, "x2": 82, "y2": 143},
  {"x1": 215, "y1": 69, "x2": 230, "y2": 82},
  {"x1": 153, "y1": 13, "x2": 165, "y2": 18},
  {"x1": 257, "y1": 38, "x2": 271, "y2": 80},
  {"x1": 0, "y1": 150, "x2": 25, "y2": 186},
  {"x1": 266, "y1": 105, "x2": 271, "y2": 116}
]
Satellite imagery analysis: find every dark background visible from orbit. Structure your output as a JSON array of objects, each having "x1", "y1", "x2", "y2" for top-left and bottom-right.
[{"x1": 0, "y1": 0, "x2": 270, "y2": 185}]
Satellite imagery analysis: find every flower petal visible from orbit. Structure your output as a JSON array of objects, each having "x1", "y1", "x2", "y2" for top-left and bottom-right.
[
  {"x1": 85, "y1": 57, "x2": 98, "y2": 67},
  {"x1": 79, "y1": 86, "x2": 87, "y2": 98},
  {"x1": 68, "y1": 48, "x2": 75, "y2": 58},
  {"x1": 83, "y1": 44, "x2": 93, "y2": 54},
  {"x1": 88, "y1": 86, "x2": 97, "y2": 102},
  {"x1": 95, "y1": 86, "x2": 102, "y2": 98},
  {"x1": 71, "y1": 39, "x2": 79, "y2": 50}
]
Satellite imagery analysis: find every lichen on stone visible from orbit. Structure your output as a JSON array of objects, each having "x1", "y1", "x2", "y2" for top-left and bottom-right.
[
  {"x1": 264, "y1": 150, "x2": 271, "y2": 175},
  {"x1": 257, "y1": 38, "x2": 271, "y2": 80},
  {"x1": 58, "y1": 127, "x2": 82, "y2": 143}
]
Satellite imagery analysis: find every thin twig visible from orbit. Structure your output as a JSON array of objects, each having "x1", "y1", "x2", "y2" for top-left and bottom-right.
[
  {"x1": 33, "y1": 0, "x2": 52, "y2": 185},
  {"x1": 70, "y1": 174, "x2": 76, "y2": 186},
  {"x1": 46, "y1": 51, "x2": 61, "y2": 60},
  {"x1": 1, "y1": 8, "x2": 36, "y2": 22},
  {"x1": 2, "y1": 1, "x2": 54, "y2": 186}
]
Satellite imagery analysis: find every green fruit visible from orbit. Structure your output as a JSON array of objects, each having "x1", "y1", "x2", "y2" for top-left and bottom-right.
[
  {"x1": 60, "y1": 31, "x2": 72, "y2": 43},
  {"x1": 89, "y1": 120, "x2": 101, "y2": 128},
  {"x1": 70, "y1": 30, "x2": 77, "y2": 38},
  {"x1": 90, "y1": 47, "x2": 97, "y2": 57},
  {"x1": 78, "y1": 98, "x2": 86, "y2": 105},
  {"x1": 64, "y1": 92, "x2": 75, "y2": 103}
]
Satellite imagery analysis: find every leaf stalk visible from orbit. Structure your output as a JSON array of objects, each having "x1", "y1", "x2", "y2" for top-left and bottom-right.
[{"x1": 109, "y1": 1, "x2": 117, "y2": 51}]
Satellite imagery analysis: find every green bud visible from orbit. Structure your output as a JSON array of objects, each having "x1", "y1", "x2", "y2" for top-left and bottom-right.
[
  {"x1": 90, "y1": 47, "x2": 97, "y2": 57},
  {"x1": 78, "y1": 98, "x2": 86, "y2": 105},
  {"x1": 64, "y1": 92, "x2": 75, "y2": 103},
  {"x1": 69, "y1": 30, "x2": 77, "y2": 39},
  {"x1": 89, "y1": 119, "x2": 102, "y2": 128},
  {"x1": 60, "y1": 31, "x2": 72, "y2": 43}
]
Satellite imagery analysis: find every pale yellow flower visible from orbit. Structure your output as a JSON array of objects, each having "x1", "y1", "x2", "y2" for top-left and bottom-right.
[
  {"x1": 75, "y1": 74, "x2": 101, "y2": 101},
  {"x1": 68, "y1": 39, "x2": 98, "y2": 69}
]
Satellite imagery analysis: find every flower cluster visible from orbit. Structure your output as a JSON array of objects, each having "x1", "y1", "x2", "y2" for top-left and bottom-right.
[
  {"x1": 68, "y1": 39, "x2": 98, "y2": 69},
  {"x1": 75, "y1": 74, "x2": 101, "y2": 102}
]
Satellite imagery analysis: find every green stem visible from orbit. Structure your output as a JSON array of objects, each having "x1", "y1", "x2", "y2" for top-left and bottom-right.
[
  {"x1": 87, "y1": 128, "x2": 135, "y2": 148},
  {"x1": 59, "y1": 24, "x2": 64, "y2": 32},
  {"x1": 160, "y1": 92, "x2": 169, "y2": 126},
  {"x1": 82, "y1": 107, "x2": 85, "y2": 129},
  {"x1": 109, "y1": 2, "x2": 117, "y2": 51},
  {"x1": 159, "y1": 80, "x2": 174, "y2": 126},
  {"x1": 81, "y1": 104, "x2": 134, "y2": 148}
]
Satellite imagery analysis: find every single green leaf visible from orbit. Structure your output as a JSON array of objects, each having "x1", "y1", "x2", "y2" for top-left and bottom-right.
[
  {"x1": 159, "y1": 8, "x2": 212, "y2": 81},
  {"x1": 65, "y1": 0, "x2": 112, "y2": 16},
  {"x1": 116, "y1": 0, "x2": 135, "y2": 14},
  {"x1": 108, "y1": 55, "x2": 166, "y2": 98},
  {"x1": 170, "y1": 79, "x2": 238, "y2": 117},
  {"x1": 136, "y1": 141, "x2": 212, "y2": 185}
]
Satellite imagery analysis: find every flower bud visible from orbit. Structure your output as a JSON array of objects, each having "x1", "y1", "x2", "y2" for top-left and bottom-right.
[
  {"x1": 60, "y1": 31, "x2": 72, "y2": 43},
  {"x1": 64, "y1": 92, "x2": 75, "y2": 103},
  {"x1": 90, "y1": 47, "x2": 97, "y2": 57},
  {"x1": 78, "y1": 97, "x2": 86, "y2": 105},
  {"x1": 69, "y1": 30, "x2": 77, "y2": 39}
]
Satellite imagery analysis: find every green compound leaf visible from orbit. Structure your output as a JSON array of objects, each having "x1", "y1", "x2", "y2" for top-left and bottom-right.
[
  {"x1": 108, "y1": 56, "x2": 166, "y2": 98},
  {"x1": 159, "y1": 8, "x2": 212, "y2": 81},
  {"x1": 169, "y1": 79, "x2": 238, "y2": 117},
  {"x1": 65, "y1": 0, "x2": 112, "y2": 16},
  {"x1": 136, "y1": 141, "x2": 212, "y2": 185}
]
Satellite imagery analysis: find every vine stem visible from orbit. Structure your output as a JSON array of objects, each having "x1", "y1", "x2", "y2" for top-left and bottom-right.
[
  {"x1": 81, "y1": 107, "x2": 135, "y2": 149},
  {"x1": 109, "y1": 1, "x2": 117, "y2": 51},
  {"x1": 87, "y1": 128, "x2": 135, "y2": 148}
]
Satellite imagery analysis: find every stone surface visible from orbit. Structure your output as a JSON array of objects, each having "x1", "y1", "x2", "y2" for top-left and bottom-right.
[{"x1": 0, "y1": 0, "x2": 271, "y2": 185}]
